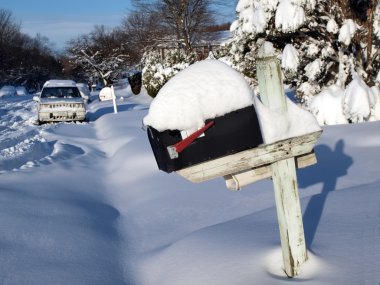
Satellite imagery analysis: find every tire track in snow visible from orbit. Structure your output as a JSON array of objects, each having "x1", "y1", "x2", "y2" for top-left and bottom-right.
[{"x1": 0, "y1": 95, "x2": 87, "y2": 172}]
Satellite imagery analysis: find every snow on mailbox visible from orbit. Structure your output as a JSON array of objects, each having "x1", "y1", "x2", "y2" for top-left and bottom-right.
[{"x1": 143, "y1": 60, "x2": 264, "y2": 173}]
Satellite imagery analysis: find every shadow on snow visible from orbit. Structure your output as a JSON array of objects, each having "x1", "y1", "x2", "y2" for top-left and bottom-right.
[{"x1": 298, "y1": 139, "x2": 353, "y2": 249}]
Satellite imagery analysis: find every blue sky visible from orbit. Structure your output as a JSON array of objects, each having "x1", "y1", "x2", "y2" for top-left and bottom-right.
[{"x1": 0, "y1": 0, "x2": 236, "y2": 50}]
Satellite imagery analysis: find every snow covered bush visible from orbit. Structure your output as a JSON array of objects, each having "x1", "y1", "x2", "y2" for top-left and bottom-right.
[{"x1": 142, "y1": 49, "x2": 196, "y2": 98}]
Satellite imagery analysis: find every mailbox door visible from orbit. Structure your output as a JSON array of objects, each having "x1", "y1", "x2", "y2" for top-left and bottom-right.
[{"x1": 147, "y1": 105, "x2": 263, "y2": 173}]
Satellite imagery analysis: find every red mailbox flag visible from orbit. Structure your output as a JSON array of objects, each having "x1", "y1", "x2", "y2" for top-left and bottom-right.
[{"x1": 167, "y1": 121, "x2": 215, "y2": 159}]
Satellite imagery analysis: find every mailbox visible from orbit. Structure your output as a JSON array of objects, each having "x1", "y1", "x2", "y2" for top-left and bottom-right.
[
  {"x1": 147, "y1": 105, "x2": 263, "y2": 173},
  {"x1": 128, "y1": 71, "x2": 142, "y2": 95}
]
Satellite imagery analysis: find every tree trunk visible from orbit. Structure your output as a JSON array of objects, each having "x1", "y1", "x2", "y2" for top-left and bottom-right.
[{"x1": 366, "y1": 5, "x2": 374, "y2": 68}]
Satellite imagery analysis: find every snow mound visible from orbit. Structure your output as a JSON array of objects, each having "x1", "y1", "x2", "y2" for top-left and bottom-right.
[{"x1": 143, "y1": 60, "x2": 254, "y2": 132}]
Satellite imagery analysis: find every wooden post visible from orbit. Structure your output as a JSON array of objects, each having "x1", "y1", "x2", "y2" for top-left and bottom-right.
[{"x1": 256, "y1": 43, "x2": 308, "y2": 277}]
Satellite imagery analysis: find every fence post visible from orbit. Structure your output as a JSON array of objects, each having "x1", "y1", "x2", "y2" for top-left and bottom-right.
[{"x1": 256, "y1": 43, "x2": 308, "y2": 277}]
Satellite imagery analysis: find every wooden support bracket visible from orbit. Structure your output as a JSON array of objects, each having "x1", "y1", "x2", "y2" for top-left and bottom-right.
[
  {"x1": 176, "y1": 130, "x2": 322, "y2": 184},
  {"x1": 224, "y1": 151, "x2": 317, "y2": 191}
]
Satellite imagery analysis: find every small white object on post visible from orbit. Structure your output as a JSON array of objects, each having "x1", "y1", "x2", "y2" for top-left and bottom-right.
[
  {"x1": 111, "y1": 85, "x2": 118, "y2": 114},
  {"x1": 256, "y1": 42, "x2": 308, "y2": 277}
]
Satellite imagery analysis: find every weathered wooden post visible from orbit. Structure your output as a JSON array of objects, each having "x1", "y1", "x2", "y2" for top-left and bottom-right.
[{"x1": 256, "y1": 43, "x2": 308, "y2": 277}]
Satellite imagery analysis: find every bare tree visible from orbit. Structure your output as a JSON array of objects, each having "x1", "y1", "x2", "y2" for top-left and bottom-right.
[
  {"x1": 125, "y1": 0, "x2": 228, "y2": 55},
  {"x1": 0, "y1": 9, "x2": 20, "y2": 45},
  {"x1": 158, "y1": 0, "x2": 215, "y2": 54},
  {"x1": 0, "y1": 9, "x2": 62, "y2": 88},
  {"x1": 0, "y1": 9, "x2": 21, "y2": 78},
  {"x1": 121, "y1": 4, "x2": 164, "y2": 61},
  {"x1": 66, "y1": 25, "x2": 130, "y2": 86}
]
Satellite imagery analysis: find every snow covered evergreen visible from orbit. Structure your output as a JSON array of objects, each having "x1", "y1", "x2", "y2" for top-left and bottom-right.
[
  {"x1": 222, "y1": 0, "x2": 380, "y2": 125},
  {"x1": 141, "y1": 49, "x2": 196, "y2": 97}
]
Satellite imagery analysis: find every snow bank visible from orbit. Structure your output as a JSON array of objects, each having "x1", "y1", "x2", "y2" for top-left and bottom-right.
[
  {"x1": 2, "y1": 84, "x2": 380, "y2": 285},
  {"x1": 143, "y1": 60, "x2": 254, "y2": 132}
]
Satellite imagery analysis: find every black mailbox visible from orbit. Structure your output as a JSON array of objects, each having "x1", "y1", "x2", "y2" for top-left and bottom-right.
[
  {"x1": 147, "y1": 105, "x2": 264, "y2": 173},
  {"x1": 127, "y1": 71, "x2": 142, "y2": 95}
]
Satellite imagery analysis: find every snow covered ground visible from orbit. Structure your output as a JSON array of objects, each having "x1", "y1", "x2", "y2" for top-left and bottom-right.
[{"x1": 0, "y1": 85, "x2": 379, "y2": 284}]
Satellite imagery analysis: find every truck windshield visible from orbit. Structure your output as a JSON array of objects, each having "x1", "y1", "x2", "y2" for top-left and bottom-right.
[{"x1": 41, "y1": 87, "x2": 81, "y2": 98}]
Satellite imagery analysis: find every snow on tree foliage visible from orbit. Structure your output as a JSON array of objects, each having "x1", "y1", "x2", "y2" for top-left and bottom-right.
[
  {"x1": 338, "y1": 19, "x2": 357, "y2": 46},
  {"x1": 69, "y1": 46, "x2": 128, "y2": 87},
  {"x1": 343, "y1": 73, "x2": 376, "y2": 123},
  {"x1": 283, "y1": 46, "x2": 301, "y2": 69},
  {"x1": 308, "y1": 84, "x2": 347, "y2": 125},
  {"x1": 275, "y1": 0, "x2": 306, "y2": 32},
  {"x1": 369, "y1": 85, "x2": 380, "y2": 120},
  {"x1": 218, "y1": 0, "x2": 380, "y2": 125}
]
